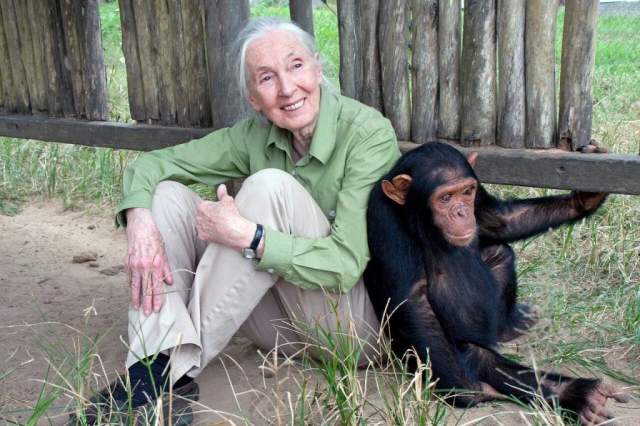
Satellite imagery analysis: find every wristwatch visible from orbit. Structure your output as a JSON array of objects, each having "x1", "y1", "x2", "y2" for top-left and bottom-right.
[{"x1": 242, "y1": 224, "x2": 264, "y2": 259}]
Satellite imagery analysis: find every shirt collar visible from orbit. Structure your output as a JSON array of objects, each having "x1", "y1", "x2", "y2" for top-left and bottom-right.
[{"x1": 265, "y1": 85, "x2": 340, "y2": 164}]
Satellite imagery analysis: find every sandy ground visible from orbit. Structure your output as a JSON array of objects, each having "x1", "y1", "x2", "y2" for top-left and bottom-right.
[{"x1": 0, "y1": 203, "x2": 638, "y2": 425}]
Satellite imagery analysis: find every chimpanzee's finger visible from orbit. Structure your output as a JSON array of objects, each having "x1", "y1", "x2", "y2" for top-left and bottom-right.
[{"x1": 599, "y1": 383, "x2": 630, "y2": 403}]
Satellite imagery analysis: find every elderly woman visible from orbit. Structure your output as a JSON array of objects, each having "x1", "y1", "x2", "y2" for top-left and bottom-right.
[{"x1": 87, "y1": 17, "x2": 400, "y2": 423}]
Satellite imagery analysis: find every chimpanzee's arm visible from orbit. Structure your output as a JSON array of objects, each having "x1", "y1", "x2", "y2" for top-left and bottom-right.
[{"x1": 477, "y1": 186, "x2": 606, "y2": 244}]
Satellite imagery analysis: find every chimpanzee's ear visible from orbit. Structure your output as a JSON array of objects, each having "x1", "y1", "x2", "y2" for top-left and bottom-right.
[
  {"x1": 381, "y1": 174, "x2": 412, "y2": 205},
  {"x1": 467, "y1": 152, "x2": 479, "y2": 169}
]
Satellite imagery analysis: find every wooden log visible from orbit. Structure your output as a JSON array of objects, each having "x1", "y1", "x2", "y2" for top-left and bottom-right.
[
  {"x1": 170, "y1": 0, "x2": 188, "y2": 126},
  {"x1": 397, "y1": 140, "x2": 640, "y2": 195},
  {"x1": 358, "y1": 0, "x2": 382, "y2": 111},
  {"x1": 132, "y1": 0, "x2": 160, "y2": 121},
  {"x1": 44, "y1": 0, "x2": 75, "y2": 117},
  {"x1": 437, "y1": 0, "x2": 461, "y2": 140},
  {"x1": 410, "y1": 0, "x2": 438, "y2": 143},
  {"x1": 461, "y1": 0, "x2": 496, "y2": 146},
  {"x1": 60, "y1": 0, "x2": 87, "y2": 117},
  {"x1": 289, "y1": 0, "x2": 314, "y2": 37},
  {"x1": 0, "y1": 4, "x2": 15, "y2": 113},
  {"x1": 14, "y1": 0, "x2": 45, "y2": 113},
  {"x1": 151, "y1": 0, "x2": 177, "y2": 124},
  {"x1": 118, "y1": 0, "x2": 146, "y2": 121},
  {"x1": 379, "y1": 0, "x2": 411, "y2": 140},
  {"x1": 496, "y1": 0, "x2": 525, "y2": 148},
  {"x1": 81, "y1": 0, "x2": 108, "y2": 120},
  {"x1": 337, "y1": 0, "x2": 360, "y2": 99},
  {"x1": 2, "y1": 112, "x2": 639, "y2": 195},
  {"x1": 525, "y1": 0, "x2": 557, "y2": 149},
  {"x1": 180, "y1": 1, "x2": 210, "y2": 127},
  {"x1": 204, "y1": 0, "x2": 249, "y2": 129},
  {"x1": 558, "y1": 0, "x2": 599, "y2": 152},
  {"x1": 0, "y1": 0, "x2": 30, "y2": 113},
  {"x1": 26, "y1": 0, "x2": 50, "y2": 115}
]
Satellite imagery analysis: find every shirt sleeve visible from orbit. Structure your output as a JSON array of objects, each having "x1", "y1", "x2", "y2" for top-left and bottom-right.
[
  {"x1": 257, "y1": 123, "x2": 401, "y2": 293},
  {"x1": 115, "y1": 120, "x2": 254, "y2": 227}
]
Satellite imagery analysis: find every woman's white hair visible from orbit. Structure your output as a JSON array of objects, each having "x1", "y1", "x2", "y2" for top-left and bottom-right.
[{"x1": 234, "y1": 17, "x2": 324, "y2": 106}]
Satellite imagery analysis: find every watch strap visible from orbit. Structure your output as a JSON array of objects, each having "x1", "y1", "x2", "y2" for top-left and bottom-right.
[{"x1": 249, "y1": 224, "x2": 264, "y2": 251}]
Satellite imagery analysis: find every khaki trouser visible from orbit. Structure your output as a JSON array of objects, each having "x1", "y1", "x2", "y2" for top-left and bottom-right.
[{"x1": 126, "y1": 169, "x2": 380, "y2": 381}]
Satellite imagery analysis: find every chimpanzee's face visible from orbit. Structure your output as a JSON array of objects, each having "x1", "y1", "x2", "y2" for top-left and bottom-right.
[{"x1": 429, "y1": 176, "x2": 477, "y2": 247}]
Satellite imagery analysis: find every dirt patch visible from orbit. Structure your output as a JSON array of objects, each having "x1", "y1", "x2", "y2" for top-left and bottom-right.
[{"x1": 0, "y1": 203, "x2": 638, "y2": 425}]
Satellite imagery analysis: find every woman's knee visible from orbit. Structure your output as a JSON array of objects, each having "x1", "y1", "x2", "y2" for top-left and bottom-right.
[
  {"x1": 235, "y1": 168, "x2": 300, "y2": 207},
  {"x1": 152, "y1": 181, "x2": 199, "y2": 212}
]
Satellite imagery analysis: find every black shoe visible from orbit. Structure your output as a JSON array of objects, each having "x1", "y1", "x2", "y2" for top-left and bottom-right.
[{"x1": 67, "y1": 378, "x2": 199, "y2": 425}]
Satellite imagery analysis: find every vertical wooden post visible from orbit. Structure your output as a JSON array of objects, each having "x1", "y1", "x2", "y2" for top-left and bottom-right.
[
  {"x1": 180, "y1": 1, "x2": 210, "y2": 127},
  {"x1": 82, "y1": 0, "x2": 108, "y2": 120},
  {"x1": 118, "y1": 0, "x2": 146, "y2": 122},
  {"x1": 60, "y1": 0, "x2": 87, "y2": 117},
  {"x1": 411, "y1": 0, "x2": 438, "y2": 143},
  {"x1": 290, "y1": 0, "x2": 314, "y2": 37},
  {"x1": 151, "y1": 0, "x2": 178, "y2": 124},
  {"x1": 437, "y1": 0, "x2": 461, "y2": 141},
  {"x1": 337, "y1": 0, "x2": 360, "y2": 100},
  {"x1": 27, "y1": 0, "x2": 50, "y2": 115},
  {"x1": 559, "y1": 0, "x2": 599, "y2": 151},
  {"x1": 0, "y1": 4, "x2": 15, "y2": 112},
  {"x1": 358, "y1": 0, "x2": 382, "y2": 111},
  {"x1": 379, "y1": 0, "x2": 411, "y2": 141},
  {"x1": 205, "y1": 0, "x2": 249, "y2": 129},
  {"x1": 44, "y1": 0, "x2": 75, "y2": 117},
  {"x1": 461, "y1": 0, "x2": 496, "y2": 146},
  {"x1": 496, "y1": 0, "x2": 525, "y2": 148},
  {"x1": 525, "y1": 0, "x2": 557, "y2": 149},
  {"x1": 14, "y1": 0, "x2": 44, "y2": 113},
  {"x1": 132, "y1": 0, "x2": 160, "y2": 122},
  {"x1": 0, "y1": 0, "x2": 30, "y2": 113}
]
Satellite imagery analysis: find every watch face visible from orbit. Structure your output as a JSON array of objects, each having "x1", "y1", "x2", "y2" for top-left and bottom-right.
[{"x1": 242, "y1": 248, "x2": 256, "y2": 259}]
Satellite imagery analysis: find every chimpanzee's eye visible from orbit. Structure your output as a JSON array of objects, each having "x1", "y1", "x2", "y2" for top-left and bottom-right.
[
  {"x1": 463, "y1": 186, "x2": 475, "y2": 196},
  {"x1": 440, "y1": 193, "x2": 452, "y2": 203}
]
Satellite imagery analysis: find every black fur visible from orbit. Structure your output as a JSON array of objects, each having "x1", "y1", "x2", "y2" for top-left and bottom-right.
[{"x1": 364, "y1": 142, "x2": 606, "y2": 413}]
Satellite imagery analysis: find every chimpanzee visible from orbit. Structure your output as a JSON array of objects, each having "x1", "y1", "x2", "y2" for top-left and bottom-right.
[{"x1": 363, "y1": 142, "x2": 628, "y2": 424}]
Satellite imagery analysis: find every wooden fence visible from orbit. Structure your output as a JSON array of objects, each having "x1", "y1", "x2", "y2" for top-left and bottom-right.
[
  {"x1": 338, "y1": 0, "x2": 599, "y2": 152},
  {"x1": 0, "y1": 0, "x2": 107, "y2": 119},
  {"x1": 0, "y1": 0, "x2": 639, "y2": 194}
]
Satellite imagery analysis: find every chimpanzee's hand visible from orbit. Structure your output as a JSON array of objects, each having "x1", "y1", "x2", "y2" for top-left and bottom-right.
[
  {"x1": 125, "y1": 208, "x2": 173, "y2": 315},
  {"x1": 195, "y1": 184, "x2": 256, "y2": 252},
  {"x1": 573, "y1": 191, "x2": 608, "y2": 213},
  {"x1": 577, "y1": 139, "x2": 609, "y2": 154},
  {"x1": 574, "y1": 139, "x2": 609, "y2": 213}
]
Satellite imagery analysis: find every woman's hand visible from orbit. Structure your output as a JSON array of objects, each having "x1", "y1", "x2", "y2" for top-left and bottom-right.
[
  {"x1": 125, "y1": 208, "x2": 173, "y2": 315},
  {"x1": 196, "y1": 184, "x2": 257, "y2": 251}
]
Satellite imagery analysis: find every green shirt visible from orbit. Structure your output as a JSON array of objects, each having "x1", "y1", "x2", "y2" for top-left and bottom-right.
[{"x1": 117, "y1": 87, "x2": 401, "y2": 293}]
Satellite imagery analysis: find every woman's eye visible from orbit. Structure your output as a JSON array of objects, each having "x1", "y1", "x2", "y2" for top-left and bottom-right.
[
  {"x1": 292, "y1": 62, "x2": 303, "y2": 70},
  {"x1": 259, "y1": 75, "x2": 272, "y2": 84}
]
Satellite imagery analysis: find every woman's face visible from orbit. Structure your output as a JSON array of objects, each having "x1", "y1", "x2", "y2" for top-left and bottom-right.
[{"x1": 245, "y1": 30, "x2": 323, "y2": 135}]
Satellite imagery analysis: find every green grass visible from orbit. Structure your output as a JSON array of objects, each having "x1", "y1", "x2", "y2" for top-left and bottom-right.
[{"x1": 1, "y1": 2, "x2": 639, "y2": 424}]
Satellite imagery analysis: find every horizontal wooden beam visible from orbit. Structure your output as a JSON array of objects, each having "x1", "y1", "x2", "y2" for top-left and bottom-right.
[
  {"x1": 0, "y1": 115, "x2": 638, "y2": 195},
  {"x1": 399, "y1": 141, "x2": 640, "y2": 195},
  {"x1": 0, "y1": 114, "x2": 210, "y2": 151}
]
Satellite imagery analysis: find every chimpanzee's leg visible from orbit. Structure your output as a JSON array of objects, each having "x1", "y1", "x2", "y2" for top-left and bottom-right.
[
  {"x1": 480, "y1": 244, "x2": 538, "y2": 342},
  {"x1": 472, "y1": 344, "x2": 624, "y2": 424}
]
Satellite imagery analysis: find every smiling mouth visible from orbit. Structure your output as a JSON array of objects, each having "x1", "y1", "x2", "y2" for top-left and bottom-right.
[{"x1": 282, "y1": 98, "x2": 305, "y2": 112}]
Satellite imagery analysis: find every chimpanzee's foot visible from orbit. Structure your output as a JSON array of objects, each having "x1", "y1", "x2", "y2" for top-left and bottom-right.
[
  {"x1": 556, "y1": 378, "x2": 629, "y2": 425},
  {"x1": 498, "y1": 303, "x2": 539, "y2": 342}
]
